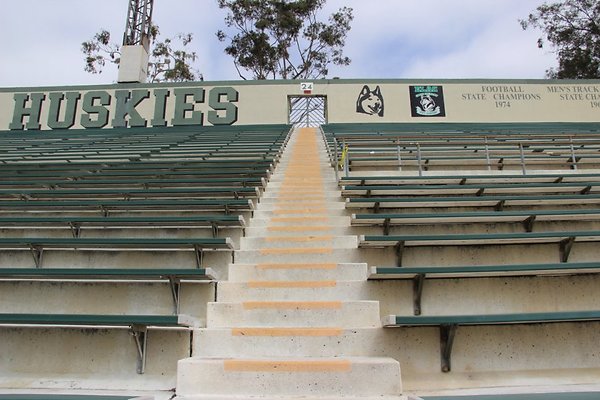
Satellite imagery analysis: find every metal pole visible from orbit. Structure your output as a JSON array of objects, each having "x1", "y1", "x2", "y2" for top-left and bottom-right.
[
  {"x1": 334, "y1": 137, "x2": 339, "y2": 182},
  {"x1": 396, "y1": 138, "x2": 402, "y2": 171},
  {"x1": 570, "y1": 136, "x2": 578, "y2": 170},
  {"x1": 343, "y1": 139, "x2": 349, "y2": 178},
  {"x1": 416, "y1": 143, "x2": 423, "y2": 177},
  {"x1": 519, "y1": 142, "x2": 527, "y2": 175},
  {"x1": 484, "y1": 136, "x2": 491, "y2": 171}
]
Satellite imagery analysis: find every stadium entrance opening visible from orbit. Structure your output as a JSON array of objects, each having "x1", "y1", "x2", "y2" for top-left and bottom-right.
[{"x1": 288, "y1": 95, "x2": 327, "y2": 127}]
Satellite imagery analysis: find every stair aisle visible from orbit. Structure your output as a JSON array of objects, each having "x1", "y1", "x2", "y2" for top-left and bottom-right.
[{"x1": 175, "y1": 127, "x2": 413, "y2": 400}]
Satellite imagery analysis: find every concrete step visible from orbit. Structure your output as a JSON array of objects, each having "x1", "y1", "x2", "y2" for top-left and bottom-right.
[
  {"x1": 247, "y1": 216, "x2": 351, "y2": 227},
  {"x1": 217, "y1": 280, "x2": 371, "y2": 302},
  {"x1": 193, "y1": 327, "x2": 390, "y2": 358},
  {"x1": 176, "y1": 396, "x2": 414, "y2": 400},
  {"x1": 256, "y1": 202, "x2": 346, "y2": 211},
  {"x1": 234, "y1": 247, "x2": 367, "y2": 264},
  {"x1": 227, "y1": 262, "x2": 369, "y2": 282},
  {"x1": 245, "y1": 225, "x2": 354, "y2": 237},
  {"x1": 266, "y1": 180, "x2": 339, "y2": 187},
  {"x1": 252, "y1": 208, "x2": 349, "y2": 219},
  {"x1": 261, "y1": 191, "x2": 342, "y2": 200},
  {"x1": 257, "y1": 198, "x2": 346, "y2": 209},
  {"x1": 239, "y1": 235, "x2": 357, "y2": 250},
  {"x1": 206, "y1": 300, "x2": 381, "y2": 328},
  {"x1": 176, "y1": 356, "x2": 401, "y2": 397},
  {"x1": 258, "y1": 195, "x2": 343, "y2": 204}
]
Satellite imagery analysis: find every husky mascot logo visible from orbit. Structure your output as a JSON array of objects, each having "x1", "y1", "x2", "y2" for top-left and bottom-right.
[
  {"x1": 356, "y1": 85, "x2": 384, "y2": 117},
  {"x1": 409, "y1": 86, "x2": 446, "y2": 117}
]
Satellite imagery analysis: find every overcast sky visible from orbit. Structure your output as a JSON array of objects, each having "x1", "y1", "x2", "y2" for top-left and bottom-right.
[{"x1": 0, "y1": 0, "x2": 556, "y2": 88}]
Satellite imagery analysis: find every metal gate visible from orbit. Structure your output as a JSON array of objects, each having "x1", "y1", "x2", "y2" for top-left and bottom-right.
[{"x1": 288, "y1": 96, "x2": 327, "y2": 127}]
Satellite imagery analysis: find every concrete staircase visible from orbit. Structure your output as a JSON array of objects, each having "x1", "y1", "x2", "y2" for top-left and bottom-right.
[{"x1": 175, "y1": 127, "x2": 413, "y2": 400}]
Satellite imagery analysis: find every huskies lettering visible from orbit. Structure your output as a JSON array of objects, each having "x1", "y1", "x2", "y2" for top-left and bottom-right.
[{"x1": 356, "y1": 85, "x2": 384, "y2": 117}]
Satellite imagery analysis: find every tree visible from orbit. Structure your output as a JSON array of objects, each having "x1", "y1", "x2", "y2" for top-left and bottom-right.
[
  {"x1": 520, "y1": 0, "x2": 600, "y2": 79},
  {"x1": 216, "y1": 0, "x2": 353, "y2": 80},
  {"x1": 81, "y1": 25, "x2": 202, "y2": 82}
]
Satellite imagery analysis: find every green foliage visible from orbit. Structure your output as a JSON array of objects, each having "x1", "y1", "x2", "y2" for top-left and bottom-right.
[
  {"x1": 216, "y1": 0, "x2": 353, "y2": 80},
  {"x1": 520, "y1": 0, "x2": 600, "y2": 79},
  {"x1": 81, "y1": 26, "x2": 202, "y2": 82}
]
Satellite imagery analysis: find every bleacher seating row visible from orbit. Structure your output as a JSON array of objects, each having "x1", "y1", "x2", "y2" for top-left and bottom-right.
[
  {"x1": 324, "y1": 122, "x2": 600, "y2": 172},
  {"x1": 324, "y1": 123, "x2": 600, "y2": 383},
  {"x1": 0, "y1": 125, "x2": 291, "y2": 391}
]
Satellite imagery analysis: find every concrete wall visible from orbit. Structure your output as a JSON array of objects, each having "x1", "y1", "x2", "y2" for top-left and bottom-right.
[{"x1": 1, "y1": 79, "x2": 599, "y2": 130}]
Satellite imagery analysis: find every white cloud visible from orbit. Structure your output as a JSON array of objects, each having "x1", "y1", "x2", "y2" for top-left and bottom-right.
[
  {"x1": 325, "y1": 0, "x2": 556, "y2": 79},
  {"x1": 0, "y1": 0, "x2": 558, "y2": 86}
]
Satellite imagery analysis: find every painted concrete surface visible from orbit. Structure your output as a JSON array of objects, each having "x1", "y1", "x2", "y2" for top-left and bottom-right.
[
  {"x1": 0, "y1": 327, "x2": 190, "y2": 391},
  {"x1": 176, "y1": 127, "x2": 407, "y2": 399}
]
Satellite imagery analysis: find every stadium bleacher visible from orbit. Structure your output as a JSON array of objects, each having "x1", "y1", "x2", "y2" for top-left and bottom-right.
[
  {"x1": 2, "y1": 79, "x2": 600, "y2": 400},
  {"x1": 0, "y1": 124, "x2": 290, "y2": 397}
]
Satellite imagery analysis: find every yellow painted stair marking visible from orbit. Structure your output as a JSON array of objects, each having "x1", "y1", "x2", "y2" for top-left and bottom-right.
[
  {"x1": 257, "y1": 263, "x2": 337, "y2": 270},
  {"x1": 274, "y1": 198, "x2": 326, "y2": 202},
  {"x1": 243, "y1": 301, "x2": 342, "y2": 309},
  {"x1": 259, "y1": 247, "x2": 332, "y2": 255},
  {"x1": 271, "y1": 216, "x2": 328, "y2": 222},
  {"x1": 276, "y1": 195, "x2": 326, "y2": 200},
  {"x1": 274, "y1": 202, "x2": 327, "y2": 208},
  {"x1": 267, "y1": 226, "x2": 330, "y2": 232},
  {"x1": 278, "y1": 189, "x2": 324, "y2": 194},
  {"x1": 283, "y1": 176, "x2": 323, "y2": 178},
  {"x1": 264, "y1": 235, "x2": 333, "y2": 242},
  {"x1": 272, "y1": 209, "x2": 328, "y2": 215},
  {"x1": 231, "y1": 327, "x2": 342, "y2": 336},
  {"x1": 247, "y1": 280, "x2": 337, "y2": 288}
]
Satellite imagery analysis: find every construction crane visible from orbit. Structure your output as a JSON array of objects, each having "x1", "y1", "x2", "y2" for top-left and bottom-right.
[{"x1": 118, "y1": 0, "x2": 155, "y2": 83}]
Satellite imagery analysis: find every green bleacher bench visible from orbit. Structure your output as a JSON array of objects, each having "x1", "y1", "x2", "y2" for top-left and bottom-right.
[
  {"x1": 0, "y1": 187, "x2": 261, "y2": 200},
  {"x1": 0, "y1": 237, "x2": 234, "y2": 268},
  {"x1": 339, "y1": 172, "x2": 600, "y2": 187},
  {"x1": 0, "y1": 168, "x2": 272, "y2": 181},
  {"x1": 383, "y1": 310, "x2": 600, "y2": 372},
  {"x1": 0, "y1": 312, "x2": 198, "y2": 374},
  {"x1": 352, "y1": 209, "x2": 600, "y2": 234},
  {"x1": 0, "y1": 215, "x2": 246, "y2": 238},
  {"x1": 0, "y1": 159, "x2": 275, "y2": 173},
  {"x1": 346, "y1": 193, "x2": 600, "y2": 211},
  {"x1": 0, "y1": 177, "x2": 267, "y2": 189},
  {"x1": 359, "y1": 231, "x2": 600, "y2": 266},
  {"x1": 422, "y1": 393, "x2": 600, "y2": 400},
  {"x1": 341, "y1": 181, "x2": 600, "y2": 197},
  {"x1": 0, "y1": 152, "x2": 280, "y2": 164},
  {"x1": 0, "y1": 267, "x2": 217, "y2": 313},
  {"x1": 0, "y1": 199, "x2": 254, "y2": 216},
  {"x1": 369, "y1": 262, "x2": 600, "y2": 315}
]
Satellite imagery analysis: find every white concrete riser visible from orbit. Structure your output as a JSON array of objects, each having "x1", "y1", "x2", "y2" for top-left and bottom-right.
[
  {"x1": 217, "y1": 281, "x2": 372, "y2": 302},
  {"x1": 176, "y1": 356, "x2": 401, "y2": 397},
  {"x1": 234, "y1": 248, "x2": 374, "y2": 264},
  {"x1": 252, "y1": 209, "x2": 349, "y2": 218},
  {"x1": 254, "y1": 202, "x2": 347, "y2": 211},
  {"x1": 247, "y1": 216, "x2": 351, "y2": 227},
  {"x1": 206, "y1": 301, "x2": 382, "y2": 328},
  {"x1": 176, "y1": 396, "x2": 413, "y2": 400},
  {"x1": 227, "y1": 263, "x2": 369, "y2": 282},
  {"x1": 239, "y1": 235, "x2": 357, "y2": 250},
  {"x1": 245, "y1": 225, "x2": 355, "y2": 237},
  {"x1": 193, "y1": 328, "x2": 394, "y2": 358},
  {"x1": 258, "y1": 195, "x2": 343, "y2": 204}
]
